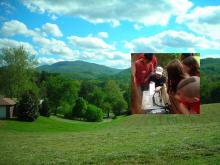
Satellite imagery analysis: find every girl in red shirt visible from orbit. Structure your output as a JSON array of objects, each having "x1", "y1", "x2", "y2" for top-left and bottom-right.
[{"x1": 176, "y1": 76, "x2": 200, "y2": 114}]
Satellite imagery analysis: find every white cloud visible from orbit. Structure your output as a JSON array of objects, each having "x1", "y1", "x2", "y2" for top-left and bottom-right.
[
  {"x1": 134, "y1": 24, "x2": 142, "y2": 30},
  {"x1": 176, "y1": 6, "x2": 220, "y2": 40},
  {"x1": 111, "y1": 20, "x2": 120, "y2": 27},
  {"x1": 200, "y1": 54, "x2": 220, "y2": 59},
  {"x1": 0, "y1": 20, "x2": 76, "y2": 59},
  {"x1": 125, "y1": 30, "x2": 220, "y2": 52},
  {"x1": 38, "y1": 57, "x2": 64, "y2": 65},
  {"x1": 50, "y1": 14, "x2": 57, "y2": 21},
  {"x1": 0, "y1": 20, "x2": 34, "y2": 37},
  {"x1": 68, "y1": 35, "x2": 115, "y2": 50},
  {"x1": 104, "y1": 59, "x2": 130, "y2": 69},
  {"x1": 0, "y1": 20, "x2": 63, "y2": 37},
  {"x1": 21, "y1": 0, "x2": 192, "y2": 26},
  {"x1": 79, "y1": 50, "x2": 130, "y2": 69},
  {"x1": 39, "y1": 38, "x2": 76, "y2": 58},
  {"x1": 32, "y1": 36, "x2": 50, "y2": 46},
  {"x1": 0, "y1": 38, "x2": 37, "y2": 55},
  {"x1": 42, "y1": 23, "x2": 63, "y2": 37},
  {"x1": 98, "y1": 32, "x2": 108, "y2": 38},
  {"x1": 187, "y1": 48, "x2": 196, "y2": 53}
]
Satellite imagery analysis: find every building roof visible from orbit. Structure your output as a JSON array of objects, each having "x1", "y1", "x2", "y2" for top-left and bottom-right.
[{"x1": 0, "y1": 98, "x2": 16, "y2": 106}]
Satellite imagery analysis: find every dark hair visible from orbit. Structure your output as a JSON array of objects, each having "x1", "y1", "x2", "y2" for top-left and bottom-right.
[
  {"x1": 182, "y1": 56, "x2": 200, "y2": 76},
  {"x1": 177, "y1": 76, "x2": 196, "y2": 90},
  {"x1": 177, "y1": 76, "x2": 200, "y2": 98},
  {"x1": 144, "y1": 53, "x2": 153, "y2": 61},
  {"x1": 167, "y1": 60, "x2": 187, "y2": 94},
  {"x1": 180, "y1": 53, "x2": 194, "y2": 61}
]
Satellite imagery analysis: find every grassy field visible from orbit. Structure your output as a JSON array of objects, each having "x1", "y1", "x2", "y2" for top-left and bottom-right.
[{"x1": 0, "y1": 104, "x2": 220, "y2": 165}]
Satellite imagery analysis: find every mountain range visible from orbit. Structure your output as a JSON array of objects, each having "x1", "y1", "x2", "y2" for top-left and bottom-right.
[{"x1": 37, "y1": 60, "x2": 130, "y2": 80}]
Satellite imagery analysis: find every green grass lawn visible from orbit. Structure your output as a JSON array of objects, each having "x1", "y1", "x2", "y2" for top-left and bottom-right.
[{"x1": 0, "y1": 104, "x2": 220, "y2": 165}]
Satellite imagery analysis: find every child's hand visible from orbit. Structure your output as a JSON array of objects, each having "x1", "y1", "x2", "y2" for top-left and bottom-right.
[{"x1": 155, "y1": 86, "x2": 161, "y2": 92}]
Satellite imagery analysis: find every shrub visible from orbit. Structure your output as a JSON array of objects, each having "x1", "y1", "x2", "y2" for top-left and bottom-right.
[
  {"x1": 85, "y1": 104, "x2": 103, "y2": 122},
  {"x1": 58, "y1": 101, "x2": 71, "y2": 116},
  {"x1": 17, "y1": 90, "x2": 39, "y2": 121}
]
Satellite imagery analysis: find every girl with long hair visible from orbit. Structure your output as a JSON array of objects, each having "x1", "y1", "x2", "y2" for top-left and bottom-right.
[{"x1": 182, "y1": 56, "x2": 200, "y2": 77}]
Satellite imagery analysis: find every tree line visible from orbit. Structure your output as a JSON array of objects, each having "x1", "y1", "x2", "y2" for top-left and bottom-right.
[
  {"x1": 0, "y1": 47, "x2": 129, "y2": 122},
  {"x1": 1, "y1": 47, "x2": 218, "y2": 122}
]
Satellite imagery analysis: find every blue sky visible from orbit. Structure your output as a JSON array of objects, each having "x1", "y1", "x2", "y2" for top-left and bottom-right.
[{"x1": 0, "y1": 0, "x2": 220, "y2": 69}]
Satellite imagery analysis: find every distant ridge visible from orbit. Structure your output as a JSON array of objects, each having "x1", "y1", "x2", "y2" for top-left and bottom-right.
[{"x1": 37, "y1": 60, "x2": 125, "y2": 79}]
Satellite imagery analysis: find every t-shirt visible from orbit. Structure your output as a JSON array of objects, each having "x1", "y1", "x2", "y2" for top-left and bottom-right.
[
  {"x1": 152, "y1": 55, "x2": 158, "y2": 69},
  {"x1": 149, "y1": 74, "x2": 166, "y2": 87},
  {"x1": 135, "y1": 59, "x2": 153, "y2": 86},
  {"x1": 138, "y1": 54, "x2": 158, "y2": 69},
  {"x1": 181, "y1": 99, "x2": 200, "y2": 114}
]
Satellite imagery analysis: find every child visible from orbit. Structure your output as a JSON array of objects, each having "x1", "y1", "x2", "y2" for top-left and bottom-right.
[
  {"x1": 166, "y1": 60, "x2": 188, "y2": 114},
  {"x1": 177, "y1": 76, "x2": 200, "y2": 114},
  {"x1": 182, "y1": 56, "x2": 200, "y2": 77},
  {"x1": 180, "y1": 53, "x2": 194, "y2": 61},
  {"x1": 166, "y1": 60, "x2": 187, "y2": 95}
]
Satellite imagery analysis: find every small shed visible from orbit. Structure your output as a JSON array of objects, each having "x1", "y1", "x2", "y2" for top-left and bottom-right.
[{"x1": 0, "y1": 98, "x2": 16, "y2": 119}]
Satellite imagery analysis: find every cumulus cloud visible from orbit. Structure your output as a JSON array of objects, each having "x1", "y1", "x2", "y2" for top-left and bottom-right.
[
  {"x1": 79, "y1": 50, "x2": 130, "y2": 69},
  {"x1": 125, "y1": 30, "x2": 220, "y2": 52},
  {"x1": 38, "y1": 57, "x2": 64, "y2": 65},
  {"x1": 176, "y1": 6, "x2": 220, "y2": 40},
  {"x1": 0, "y1": 20, "x2": 35, "y2": 37},
  {"x1": 32, "y1": 35, "x2": 50, "y2": 46},
  {"x1": 38, "y1": 38, "x2": 76, "y2": 59},
  {"x1": 0, "y1": 38, "x2": 37, "y2": 55},
  {"x1": 50, "y1": 14, "x2": 58, "y2": 21},
  {"x1": 200, "y1": 54, "x2": 220, "y2": 59},
  {"x1": 1, "y1": 20, "x2": 63, "y2": 39},
  {"x1": 85, "y1": 50, "x2": 129, "y2": 60},
  {"x1": 0, "y1": 19, "x2": 73, "y2": 58},
  {"x1": 98, "y1": 32, "x2": 108, "y2": 38},
  {"x1": 104, "y1": 59, "x2": 130, "y2": 69},
  {"x1": 21, "y1": 0, "x2": 192, "y2": 26},
  {"x1": 42, "y1": 23, "x2": 63, "y2": 37},
  {"x1": 68, "y1": 35, "x2": 115, "y2": 50},
  {"x1": 134, "y1": 24, "x2": 142, "y2": 30}
]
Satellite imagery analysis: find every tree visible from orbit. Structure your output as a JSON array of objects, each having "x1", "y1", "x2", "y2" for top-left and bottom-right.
[
  {"x1": 58, "y1": 101, "x2": 72, "y2": 116},
  {"x1": 88, "y1": 87, "x2": 104, "y2": 108},
  {"x1": 85, "y1": 104, "x2": 103, "y2": 122},
  {"x1": 101, "y1": 102, "x2": 111, "y2": 118},
  {"x1": 121, "y1": 84, "x2": 131, "y2": 114},
  {"x1": 39, "y1": 98, "x2": 50, "y2": 117},
  {"x1": 112, "y1": 99, "x2": 128, "y2": 116},
  {"x1": 104, "y1": 80, "x2": 128, "y2": 116},
  {"x1": 0, "y1": 47, "x2": 37, "y2": 99},
  {"x1": 78, "y1": 80, "x2": 96, "y2": 101},
  {"x1": 45, "y1": 76, "x2": 79, "y2": 115},
  {"x1": 17, "y1": 90, "x2": 39, "y2": 121},
  {"x1": 72, "y1": 97, "x2": 87, "y2": 118}
]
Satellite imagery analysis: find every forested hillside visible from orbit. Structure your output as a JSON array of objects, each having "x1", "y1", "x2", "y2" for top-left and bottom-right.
[{"x1": 201, "y1": 58, "x2": 220, "y2": 104}]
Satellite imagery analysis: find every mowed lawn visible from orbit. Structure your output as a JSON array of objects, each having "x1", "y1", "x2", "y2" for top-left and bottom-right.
[{"x1": 0, "y1": 104, "x2": 220, "y2": 165}]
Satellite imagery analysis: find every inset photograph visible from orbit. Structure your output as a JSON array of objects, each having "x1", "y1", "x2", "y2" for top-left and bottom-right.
[{"x1": 131, "y1": 53, "x2": 200, "y2": 114}]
